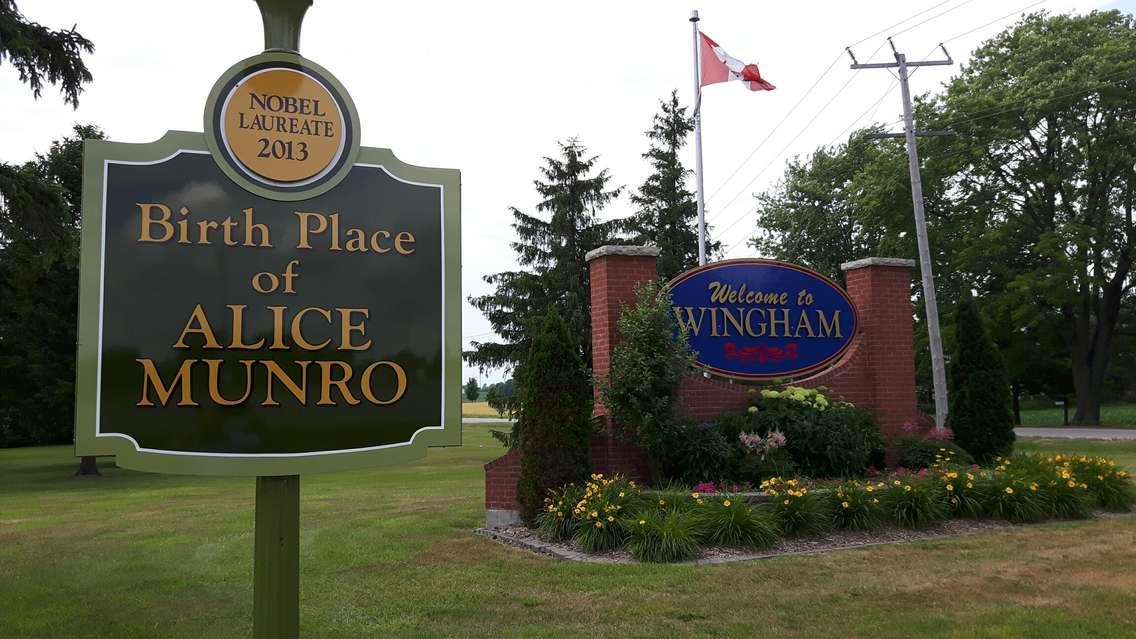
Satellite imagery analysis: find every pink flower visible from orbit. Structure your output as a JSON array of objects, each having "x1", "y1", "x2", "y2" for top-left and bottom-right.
[{"x1": 694, "y1": 481, "x2": 717, "y2": 494}]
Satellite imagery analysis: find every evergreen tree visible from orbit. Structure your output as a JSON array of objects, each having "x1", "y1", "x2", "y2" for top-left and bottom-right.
[
  {"x1": 629, "y1": 91, "x2": 717, "y2": 280},
  {"x1": 467, "y1": 139, "x2": 622, "y2": 372},
  {"x1": 514, "y1": 311, "x2": 592, "y2": 523},
  {"x1": 0, "y1": 124, "x2": 104, "y2": 447},
  {"x1": 948, "y1": 292, "x2": 1015, "y2": 463},
  {"x1": 1, "y1": 0, "x2": 94, "y2": 107}
]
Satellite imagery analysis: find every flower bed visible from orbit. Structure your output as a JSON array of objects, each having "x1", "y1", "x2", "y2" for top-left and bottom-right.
[{"x1": 514, "y1": 453, "x2": 1134, "y2": 564}]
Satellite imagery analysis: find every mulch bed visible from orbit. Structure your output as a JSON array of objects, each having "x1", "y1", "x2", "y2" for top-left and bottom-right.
[{"x1": 476, "y1": 511, "x2": 1133, "y2": 564}]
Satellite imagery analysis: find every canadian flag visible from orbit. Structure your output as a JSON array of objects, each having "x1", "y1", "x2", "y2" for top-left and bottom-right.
[{"x1": 699, "y1": 33, "x2": 775, "y2": 92}]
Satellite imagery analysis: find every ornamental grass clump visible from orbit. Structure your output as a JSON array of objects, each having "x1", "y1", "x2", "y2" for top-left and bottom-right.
[
  {"x1": 881, "y1": 477, "x2": 946, "y2": 528},
  {"x1": 694, "y1": 495, "x2": 779, "y2": 548},
  {"x1": 830, "y1": 480, "x2": 883, "y2": 531},
  {"x1": 936, "y1": 467, "x2": 985, "y2": 519},
  {"x1": 626, "y1": 508, "x2": 701, "y2": 563},
  {"x1": 762, "y1": 477, "x2": 829, "y2": 536},
  {"x1": 571, "y1": 474, "x2": 639, "y2": 552},
  {"x1": 537, "y1": 483, "x2": 585, "y2": 542}
]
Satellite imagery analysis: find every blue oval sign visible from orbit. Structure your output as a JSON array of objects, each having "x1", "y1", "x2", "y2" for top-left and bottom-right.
[{"x1": 667, "y1": 259, "x2": 857, "y2": 380}]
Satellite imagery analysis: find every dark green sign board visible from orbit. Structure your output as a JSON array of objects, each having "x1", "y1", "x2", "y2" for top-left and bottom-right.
[{"x1": 74, "y1": 52, "x2": 461, "y2": 476}]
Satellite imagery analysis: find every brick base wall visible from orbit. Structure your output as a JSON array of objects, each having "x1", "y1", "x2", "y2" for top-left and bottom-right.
[
  {"x1": 483, "y1": 249, "x2": 920, "y2": 521},
  {"x1": 483, "y1": 432, "x2": 654, "y2": 513}
]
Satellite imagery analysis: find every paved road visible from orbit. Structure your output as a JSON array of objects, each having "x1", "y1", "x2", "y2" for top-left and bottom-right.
[
  {"x1": 1015, "y1": 427, "x2": 1136, "y2": 440},
  {"x1": 464, "y1": 420, "x2": 1135, "y2": 439}
]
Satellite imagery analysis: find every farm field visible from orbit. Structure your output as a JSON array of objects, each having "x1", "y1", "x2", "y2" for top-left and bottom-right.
[{"x1": 0, "y1": 428, "x2": 1133, "y2": 638}]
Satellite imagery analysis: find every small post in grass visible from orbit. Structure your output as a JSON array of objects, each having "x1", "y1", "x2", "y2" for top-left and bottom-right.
[{"x1": 254, "y1": 475, "x2": 300, "y2": 639}]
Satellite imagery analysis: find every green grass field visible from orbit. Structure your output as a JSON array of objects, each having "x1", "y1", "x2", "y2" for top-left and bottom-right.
[
  {"x1": 1018, "y1": 402, "x2": 1136, "y2": 428},
  {"x1": 1, "y1": 429, "x2": 1134, "y2": 638}
]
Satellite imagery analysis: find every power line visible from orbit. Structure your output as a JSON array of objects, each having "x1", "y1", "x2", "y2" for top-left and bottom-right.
[
  {"x1": 703, "y1": 52, "x2": 844, "y2": 204},
  {"x1": 890, "y1": 0, "x2": 977, "y2": 39},
  {"x1": 703, "y1": 0, "x2": 967, "y2": 206},
  {"x1": 940, "y1": 0, "x2": 1048, "y2": 44},
  {"x1": 827, "y1": 76, "x2": 900, "y2": 146}
]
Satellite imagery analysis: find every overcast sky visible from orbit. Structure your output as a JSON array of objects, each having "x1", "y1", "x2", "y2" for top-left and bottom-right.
[{"x1": 3, "y1": 0, "x2": 1130, "y2": 384}]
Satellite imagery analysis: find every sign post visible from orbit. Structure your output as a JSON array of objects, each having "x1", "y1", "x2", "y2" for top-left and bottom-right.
[
  {"x1": 254, "y1": 475, "x2": 300, "y2": 639},
  {"x1": 73, "y1": 1, "x2": 460, "y2": 634}
]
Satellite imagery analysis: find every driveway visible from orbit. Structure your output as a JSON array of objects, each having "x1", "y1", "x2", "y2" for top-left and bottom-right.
[{"x1": 1014, "y1": 427, "x2": 1136, "y2": 440}]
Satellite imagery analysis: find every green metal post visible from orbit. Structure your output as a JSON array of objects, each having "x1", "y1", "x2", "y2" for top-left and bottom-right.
[
  {"x1": 254, "y1": 475, "x2": 300, "y2": 639},
  {"x1": 255, "y1": 0, "x2": 313, "y2": 52}
]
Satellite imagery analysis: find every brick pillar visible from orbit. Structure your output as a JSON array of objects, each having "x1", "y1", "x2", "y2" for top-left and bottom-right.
[
  {"x1": 839, "y1": 257, "x2": 919, "y2": 445},
  {"x1": 586, "y1": 245, "x2": 660, "y2": 418}
]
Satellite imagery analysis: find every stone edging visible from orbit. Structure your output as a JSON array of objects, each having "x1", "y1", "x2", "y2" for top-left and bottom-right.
[{"x1": 475, "y1": 511, "x2": 1133, "y2": 565}]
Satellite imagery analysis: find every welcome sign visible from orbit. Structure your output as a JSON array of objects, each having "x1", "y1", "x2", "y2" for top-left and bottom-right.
[
  {"x1": 74, "y1": 51, "x2": 461, "y2": 476},
  {"x1": 668, "y1": 259, "x2": 856, "y2": 380}
]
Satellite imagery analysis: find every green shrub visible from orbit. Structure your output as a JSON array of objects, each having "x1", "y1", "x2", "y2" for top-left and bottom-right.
[
  {"x1": 881, "y1": 478, "x2": 947, "y2": 528},
  {"x1": 830, "y1": 480, "x2": 884, "y2": 530},
  {"x1": 947, "y1": 293, "x2": 1015, "y2": 463},
  {"x1": 514, "y1": 311, "x2": 593, "y2": 523},
  {"x1": 895, "y1": 439, "x2": 974, "y2": 470},
  {"x1": 694, "y1": 496, "x2": 779, "y2": 548},
  {"x1": 602, "y1": 281, "x2": 694, "y2": 450},
  {"x1": 626, "y1": 508, "x2": 702, "y2": 563},
  {"x1": 743, "y1": 388, "x2": 884, "y2": 478},
  {"x1": 736, "y1": 447, "x2": 798, "y2": 484},
  {"x1": 762, "y1": 477, "x2": 830, "y2": 536},
  {"x1": 571, "y1": 474, "x2": 639, "y2": 552},
  {"x1": 651, "y1": 421, "x2": 733, "y2": 484}
]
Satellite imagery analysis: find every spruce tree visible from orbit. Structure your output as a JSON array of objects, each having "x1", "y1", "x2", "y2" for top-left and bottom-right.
[
  {"x1": 467, "y1": 139, "x2": 622, "y2": 372},
  {"x1": 1, "y1": 0, "x2": 94, "y2": 107},
  {"x1": 948, "y1": 292, "x2": 1015, "y2": 462},
  {"x1": 629, "y1": 91, "x2": 717, "y2": 280},
  {"x1": 514, "y1": 310, "x2": 592, "y2": 523}
]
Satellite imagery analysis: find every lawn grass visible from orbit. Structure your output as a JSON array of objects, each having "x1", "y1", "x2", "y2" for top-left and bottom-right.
[
  {"x1": 1, "y1": 427, "x2": 1134, "y2": 638},
  {"x1": 461, "y1": 400, "x2": 502, "y2": 418},
  {"x1": 1016, "y1": 438, "x2": 1136, "y2": 472},
  {"x1": 1018, "y1": 402, "x2": 1136, "y2": 428}
]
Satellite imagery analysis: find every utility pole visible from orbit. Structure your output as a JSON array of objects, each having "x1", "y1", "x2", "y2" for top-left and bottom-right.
[{"x1": 848, "y1": 38, "x2": 953, "y2": 430}]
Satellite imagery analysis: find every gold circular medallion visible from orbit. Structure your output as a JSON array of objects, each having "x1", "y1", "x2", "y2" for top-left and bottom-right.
[{"x1": 220, "y1": 67, "x2": 345, "y2": 184}]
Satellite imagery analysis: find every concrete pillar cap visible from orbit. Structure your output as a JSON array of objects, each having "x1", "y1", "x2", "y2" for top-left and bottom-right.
[
  {"x1": 585, "y1": 245, "x2": 661, "y2": 262},
  {"x1": 840, "y1": 257, "x2": 917, "y2": 271}
]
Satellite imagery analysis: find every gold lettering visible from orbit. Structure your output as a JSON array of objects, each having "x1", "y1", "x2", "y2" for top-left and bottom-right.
[
  {"x1": 721, "y1": 307, "x2": 745, "y2": 337},
  {"x1": 360, "y1": 361, "x2": 407, "y2": 405},
  {"x1": 794, "y1": 310, "x2": 816, "y2": 337},
  {"x1": 673, "y1": 307, "x2": 706, "y2": 336},
  {"x1": 137, "y1": 203, "x2": 173, "y2": 242},
  {"x1": 204, "y1": 359, "x2": 255, "y2": 406},
  {"x1": 317, "y1": 360, "x2": 359, "y2": 406},
  {"x1": 816, "y1": 309, "x2": 843, "y2": 338},
  {"x1": 174, "y1": 304, "x2": 221, "y2": 349},
  {"x1": 295, "y1": 211, "x2": 326, "y2": 249},
  {"x1": 337, "y1": 308, "x2": 372, "y2": 350},
  {"x1": 768, "y1": 308, "x2": 790, "y2": 337},
  {"x1": 262, "y1": 360, "x2": 310, "y2": 406},
  {"x1": 290, "y1": 307, "x2": 332, "y2": 350},
  {"x1": 227, "y1": 305, "x2": 266, "y2": 349},
  {"x1": 137, "y1": 358, "x2": 198, "y2": 406},
  {"x1": 394, "y1": 231, "x2": 416, "y2": 255}
]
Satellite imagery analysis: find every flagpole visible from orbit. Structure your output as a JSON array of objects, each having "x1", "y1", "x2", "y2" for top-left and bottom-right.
[{"x1": 690, "y1": 9, "x2": 707, "y2": 265}]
